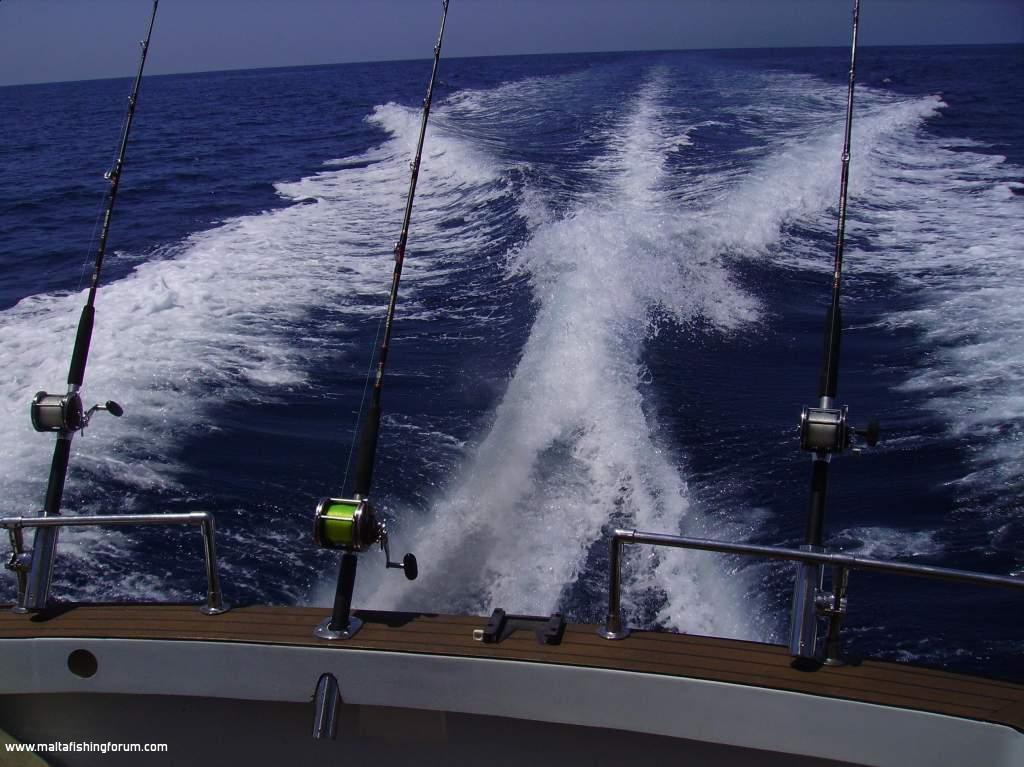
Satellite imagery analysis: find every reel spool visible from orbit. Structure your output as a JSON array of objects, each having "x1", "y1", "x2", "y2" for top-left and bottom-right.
[
  {"x1": 30, "y1": 392, "x2": 84, "y2": 433},
  {"x1": 313, "y1": 497, "x2": 417, "y2": 579},
  {"x1": 314, "y1": 498, "x2": 378, "y2": 552},
  {"x1": 31, "y1": 391, "x2": 123, "y2": 434},
  {"x1": 799, "y1": 406, "x2": 879, "y2": 455}
]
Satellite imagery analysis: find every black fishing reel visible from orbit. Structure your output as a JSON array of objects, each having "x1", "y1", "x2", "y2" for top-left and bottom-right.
[
  {"x1": 799, "y1": 405, "x2": 879, "y2": 454},
  {"x1": 31, "y1": 390, "x2": 123, "y2": 434},
  {"x1": 313, "y1": 497, "x2": 417, "y2": 580}
]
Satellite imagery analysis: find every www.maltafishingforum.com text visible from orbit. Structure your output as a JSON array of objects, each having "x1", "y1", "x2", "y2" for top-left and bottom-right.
[{"x1": 5, "y1": 741, "x2": 169, "y2": 755}]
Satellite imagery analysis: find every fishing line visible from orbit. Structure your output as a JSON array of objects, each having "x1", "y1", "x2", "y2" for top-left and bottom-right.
[
  {"x1": 74, "y1": 191, "x2": 112, "y2": 295},
  {"x1": 340, "y1": 316, "x2": 387, "y2": 495},
  {"x1": 74, "y1": 71, "x2": 147, "y2": 294}
]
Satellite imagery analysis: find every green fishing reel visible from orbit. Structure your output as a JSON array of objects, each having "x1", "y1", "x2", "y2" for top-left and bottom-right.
[{"x1": 313, "y1": 497, "x2": 417, "y2": 579}]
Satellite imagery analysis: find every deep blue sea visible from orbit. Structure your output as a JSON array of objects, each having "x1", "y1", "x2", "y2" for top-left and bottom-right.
[{"x1": 1, "y1": 45, "x2": 1022, "y2": 681}]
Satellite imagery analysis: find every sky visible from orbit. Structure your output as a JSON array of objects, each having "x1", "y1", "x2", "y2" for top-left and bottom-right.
[{"x1": 0, "y1": 0, "x2": 1021, "y2": 87}]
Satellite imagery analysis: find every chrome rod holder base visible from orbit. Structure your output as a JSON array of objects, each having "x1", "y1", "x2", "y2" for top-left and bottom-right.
[{"x1": 314, "y1": 616, "x2": 363, "y2": 641}]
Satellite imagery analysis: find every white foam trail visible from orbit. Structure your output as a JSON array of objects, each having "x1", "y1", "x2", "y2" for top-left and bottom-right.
[
  {"x1": 0, "y1": 99, "x2": 507, "y2": 598},
  {"x1": 853, "y1": 111, "x2": 1024, "y2": 501},
  {"x1": 831, "y1": 526, "x2": 944, "y2": 561},
  {"x1": 361, "y1": 69, "x2": 1012, "y2": 634},
  {"x1": 365, "y1": 72, "x2": 760, "y2": 639},
  {"x1": 707, "y1": 88, "x2": 945, "y2": 264}
]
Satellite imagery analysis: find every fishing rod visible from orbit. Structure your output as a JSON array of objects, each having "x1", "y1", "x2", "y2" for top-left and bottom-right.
[
  {"x1": 18, "y1": 1, "x2": 159, "y2": 611},
  {"x1": 312, "y1": 0, "x2": 451, "y2": 641},
  {"x1": 790, "y1": 0, "x2": 879, "y2": 664}
]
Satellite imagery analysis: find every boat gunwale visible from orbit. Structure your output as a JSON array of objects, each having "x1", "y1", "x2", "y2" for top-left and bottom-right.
[{"x1": 1, "y1": 602, "x2": 1021, "y2": 733}]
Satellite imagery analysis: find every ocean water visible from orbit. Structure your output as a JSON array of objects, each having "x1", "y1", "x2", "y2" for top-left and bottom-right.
[{"x1": 1, "y1": 45, "x2": 1022, "y2": 680}]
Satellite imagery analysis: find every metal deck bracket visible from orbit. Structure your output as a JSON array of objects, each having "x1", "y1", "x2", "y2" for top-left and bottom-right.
[{"x1": 475, "y1": 608, "x2": 566, "y2": 646}]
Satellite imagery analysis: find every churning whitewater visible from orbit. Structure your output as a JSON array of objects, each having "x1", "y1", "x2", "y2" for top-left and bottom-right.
[
  {"x1": 365, "y1": 70, "x2": 760, "y2": 638},
  {"x1": 1, "y1": 47, "x2": 1020, "y2": 677}
]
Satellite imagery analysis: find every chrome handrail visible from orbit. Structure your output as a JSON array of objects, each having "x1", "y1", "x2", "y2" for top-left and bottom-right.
[
  {"x1": 598, "y1": 529, "x2": 1023, "y2": 661},
  {"x1": 2, "y1": 512, "x2": 229, "y2": 615}
]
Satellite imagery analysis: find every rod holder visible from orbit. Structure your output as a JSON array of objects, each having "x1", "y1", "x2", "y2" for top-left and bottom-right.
[
  {"x1": 821, "y1": 565, "x2": 850, "y2": 666},
  {"x1": 315, "y1": 552, "x2": 362, "y2": 640},
  {"x1": 789, "y1": 549, "x2": 824, "y2": 661}
]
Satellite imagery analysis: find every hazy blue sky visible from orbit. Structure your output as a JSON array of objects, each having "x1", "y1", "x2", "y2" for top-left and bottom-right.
[{"x1": 1, "y1": 0, "x2": 1021, "y2": 86}]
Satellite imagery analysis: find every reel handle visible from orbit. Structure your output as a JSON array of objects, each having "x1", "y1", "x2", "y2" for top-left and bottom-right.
[{"x1": 383, "y1": 536, "x2": 418, "y2": 580}]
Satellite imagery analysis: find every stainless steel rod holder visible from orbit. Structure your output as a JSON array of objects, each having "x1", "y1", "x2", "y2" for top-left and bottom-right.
[
  {"x1": 789, "y1": 548, "x2": 823, "y2": 660},
  {"x1": 2, "y1": 511, "x2": 229, "y2": 615},
  {"x1": 822, "y1": 565, "x2": 850, "y2": 666}
]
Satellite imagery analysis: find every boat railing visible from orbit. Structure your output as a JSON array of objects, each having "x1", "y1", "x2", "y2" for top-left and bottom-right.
[
  {"x1": 2, "y1": 512, "x2": 229, "y2": 615},
  {"x1": 599, "y1": 528, "x2": 1023, "y2": 665}
]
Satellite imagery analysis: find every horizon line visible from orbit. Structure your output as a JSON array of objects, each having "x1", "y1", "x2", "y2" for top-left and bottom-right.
[{"x1": 2, "y1": 40, "x2": 1019, "y2": 89}]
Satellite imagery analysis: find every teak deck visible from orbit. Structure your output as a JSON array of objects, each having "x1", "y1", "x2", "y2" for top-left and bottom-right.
[{"x1": 1, "y1": 603, "x2": 1021, "y2": 732}]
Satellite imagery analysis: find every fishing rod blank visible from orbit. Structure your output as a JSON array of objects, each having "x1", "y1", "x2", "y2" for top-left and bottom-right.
[
  {"x1": 20, "y1": 0, "x2": 159, "y2": 612},
  {"x1": 789, "y1": 0, "x2": 880, "y2": 664},
  {"x1": 312, "y1": 0, "x2": 451, "y2": 642},
  {"x1": 351, "y1": 0, "x2": 450, "y2": 502}
]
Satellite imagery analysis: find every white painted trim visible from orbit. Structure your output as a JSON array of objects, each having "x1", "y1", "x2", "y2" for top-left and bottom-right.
[{"x1": 1, "y1": 637, "x2": 1020, "y2": 767}]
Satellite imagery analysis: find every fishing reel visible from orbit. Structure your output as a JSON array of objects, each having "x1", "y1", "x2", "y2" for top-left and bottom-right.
[
  {"x1": 799, "y1": 405, "x2": 879, "y2": 455},
  {"x1": 30, "y1": 390, "x2": 123, "y2": 434},
  {"x1": 312, "y1": 497, "x2": 417, "y2": 641},
  {"x1": 313, "y1": 497, "x2": 417, "y2": 580}
]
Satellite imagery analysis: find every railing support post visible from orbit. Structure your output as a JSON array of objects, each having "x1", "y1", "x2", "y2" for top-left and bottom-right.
[{"x1": 598, "y1": 531, "x2": 630, "y2": 640}]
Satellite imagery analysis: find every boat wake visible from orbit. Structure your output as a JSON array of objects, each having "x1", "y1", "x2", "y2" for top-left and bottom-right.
[
  {"x1": 858, "y1": 113, "x2": 1024, "y2": 524},
  {"x1": 363, "y1": 70, "x2": 763, "y2": 638}
]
